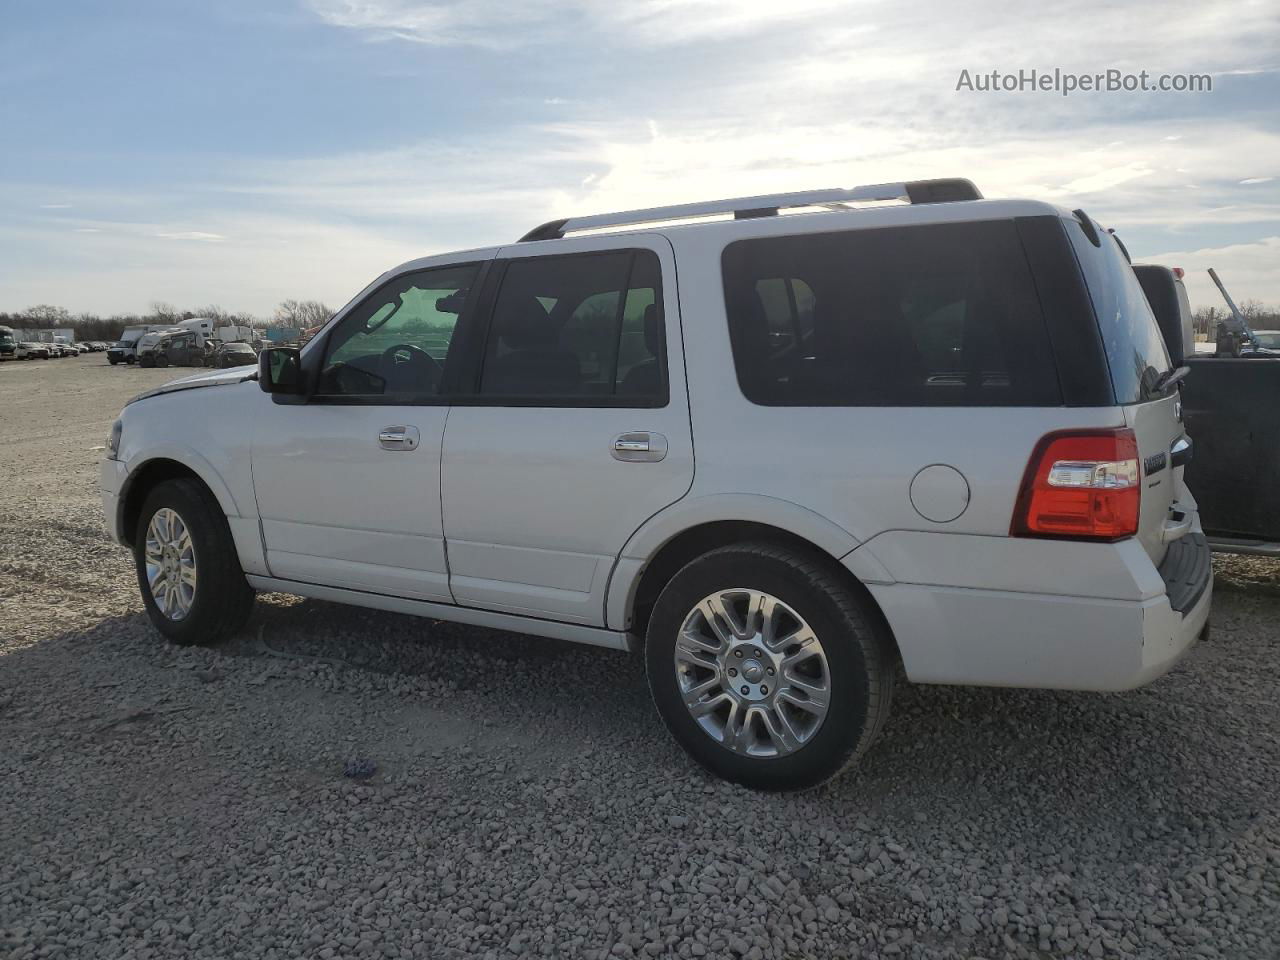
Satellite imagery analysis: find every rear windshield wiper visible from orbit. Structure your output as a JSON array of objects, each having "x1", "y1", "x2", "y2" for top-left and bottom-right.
[{"x1": 1153, "y1": 365, "x2": 1190, "y2": 395}]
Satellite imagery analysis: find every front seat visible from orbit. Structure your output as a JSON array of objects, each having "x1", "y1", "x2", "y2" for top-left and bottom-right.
[
  {"x1": 484, "y1": 301, "x2": 580, "y2": 395},
  {"x1": 619, "y1": 304, "x2": 664, "y2": 396}
]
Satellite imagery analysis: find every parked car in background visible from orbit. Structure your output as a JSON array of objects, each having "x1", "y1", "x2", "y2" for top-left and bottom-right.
[
  {"x1": 24, "y1": 342, "x2": 50, "y2": 359},
  {"x1": 101, "y1": 178, "x2": 1210, "y2": 790},
  {"x1": 0, "y1": 325, "x2": 16, "y2": 360},
  {"x1": 138, "y1": 330, "x2": 206, "y2": 368},
  {"x1": 1249, "y1": 330, "x2": 1280, "y2": 351},
  {"x1": 109, "y1": 326, "x2": 167, "y2": 365},
  {"x1": 213, "y1": 341, "x2": 257, "y2": 368}
]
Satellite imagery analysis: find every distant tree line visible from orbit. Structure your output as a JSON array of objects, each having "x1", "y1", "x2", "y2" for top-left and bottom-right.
[
  {"x1": 0, "y1": 300, "x2": 333, "y2": 342},
  {"x1": 1192, "y1": 300, "x2": 1280, "y2": 337}
]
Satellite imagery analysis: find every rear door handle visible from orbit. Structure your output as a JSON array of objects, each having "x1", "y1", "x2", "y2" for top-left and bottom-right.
[
  {"x1": 378, "y1": 425, "x2": 420, "y2": 451},
  {"x1": 612, "y1": 432, "x2": 667, "y2": 462}
]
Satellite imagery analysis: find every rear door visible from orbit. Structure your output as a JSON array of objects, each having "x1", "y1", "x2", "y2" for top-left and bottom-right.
[
  {"x1": 440, "y1": 235, "x2": 693, "y2": 625},
  {"x1": 1067, "y1": 217, "x2": 1182, "y2": 564}
]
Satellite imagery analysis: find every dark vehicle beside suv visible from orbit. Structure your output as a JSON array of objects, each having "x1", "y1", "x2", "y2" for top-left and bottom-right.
[
  {"x1": 138, "y1": 331, "x2": 205, "y2": 368},
  {"x1": 213, "y1": 342, "x2": 258, "y2": 368}
]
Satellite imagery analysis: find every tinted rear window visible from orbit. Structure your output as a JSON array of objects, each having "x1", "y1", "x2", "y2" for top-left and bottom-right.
[
  {"x1": 1066, "y1": 219, "x2": 1171, "y2": 403},
  {"x1": 721, "y1": 220, "x2": 1062, "y2": 406}
]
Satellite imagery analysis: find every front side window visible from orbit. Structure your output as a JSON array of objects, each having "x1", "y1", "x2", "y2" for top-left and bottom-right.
[
  {"x1": 722, "y1": 220, "x2": 1062, "y2": 406},
  {"x1": 316, "y1": 264, "x2": 479, "y2": 398},
  {"x1": 477, "y1": 249, "x2": 666, "y2": 403}
]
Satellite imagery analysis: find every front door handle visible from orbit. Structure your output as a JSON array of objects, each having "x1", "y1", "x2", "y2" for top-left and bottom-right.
[
  {"x1": 378, "y1": 425, "x2": 421, "y2": 451},
  {"x1": 612, "y1": 431, "x2": 667, "y2": 462}
]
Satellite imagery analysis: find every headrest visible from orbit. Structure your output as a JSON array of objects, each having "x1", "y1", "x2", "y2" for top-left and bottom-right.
[
  {"x1": 500, "y1": 301, "x2": 559, "y2": 350},
  {"x1": 642, "y1": 304, "x2": 660, "y2": 354}
]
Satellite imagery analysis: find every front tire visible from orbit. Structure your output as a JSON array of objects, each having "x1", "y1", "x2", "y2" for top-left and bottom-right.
[
  {"x1": 134, "y1": 479, "x2": 255, "y2": 645},
  {"x1": 154, "y1": 353, "x2": 169, "y2": 368},
  {"x1": 646, "y1": 542, "x2": 894, "y2": 791}
]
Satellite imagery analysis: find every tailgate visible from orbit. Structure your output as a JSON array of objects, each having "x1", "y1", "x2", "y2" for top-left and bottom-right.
[{"x1": 1125, "y1": 390, "x2": 1187, "y2": 566}]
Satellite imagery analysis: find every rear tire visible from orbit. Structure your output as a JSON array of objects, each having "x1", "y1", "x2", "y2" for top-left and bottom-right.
[
  {"x1": 134, "y1": 479, "x2": 255, "y2": 646},
  {"x1": 645, "y1": 542, "x2": 894, "y2": 791}
]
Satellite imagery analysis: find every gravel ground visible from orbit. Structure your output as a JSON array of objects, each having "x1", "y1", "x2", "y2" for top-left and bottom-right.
[{"x1": 1, "y1": 355, "x2": 1278, "y2": 960}]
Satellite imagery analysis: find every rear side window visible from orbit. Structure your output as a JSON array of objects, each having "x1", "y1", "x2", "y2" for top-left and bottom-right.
[
  {"x1": 478, "y1": 249, "x2": 666, "y2": 403},
  {"x1": 1067, "y1": 219, "x2": 1171, "y2": 403},
  {"x1": 721, "y1": 220, "x2": 1062, "y2": 406}
]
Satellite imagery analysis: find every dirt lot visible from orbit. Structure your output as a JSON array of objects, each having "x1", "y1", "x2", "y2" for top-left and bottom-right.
[{"x1": 1, "y1": 355, "x2": 1278, "y2": 960}]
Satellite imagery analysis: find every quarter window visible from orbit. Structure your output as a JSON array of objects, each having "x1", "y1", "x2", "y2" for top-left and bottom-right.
[
  {"x1": 478, "y1": 250, "x2": 666, "y2": 403},
  {"x1": 1066, "y1": 219, "x2": 1172, "y2": 403},
  {"x1": 721, "y1": 221, "x2": 1062, "y2": 406},
  {"x1": 316, "y1": 264, "x2": 479, "y2": 398}
]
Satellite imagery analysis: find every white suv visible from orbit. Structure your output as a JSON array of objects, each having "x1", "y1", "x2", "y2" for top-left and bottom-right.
[{"x1": 101, "y1": 178, "x2": 1211, "y2": 790}]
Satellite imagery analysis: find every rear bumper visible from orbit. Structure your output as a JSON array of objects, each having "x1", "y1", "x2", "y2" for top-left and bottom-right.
[{"x1": 856, "y1": 531, "x2": 1212, "y2": 692}]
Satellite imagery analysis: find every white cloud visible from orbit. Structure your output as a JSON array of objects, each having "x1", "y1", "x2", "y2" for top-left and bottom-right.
[
  {"x1": 306, "y1": 0, "x2": 862, "y2": 49},
  {"x1": 155, "y1": 231, "x2": 226, "y2": 242},
  {"x1": 0, "y1": 214, "x2": 420, "y2": 317},
  {"x1": 6, "y1": 0, "x2": 1279, "y2": 316},
  {"x1": 39, "y1": 202, "x2": 72, "y2": 209},
  {"x1": 1143, "y1": 236, "x2": 1280, "y2": 310}
]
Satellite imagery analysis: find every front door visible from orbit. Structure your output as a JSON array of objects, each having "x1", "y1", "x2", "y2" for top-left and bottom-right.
[
  {"x1": 441, "y1": 236, "x2": 693, "y2": 625},
  {"x1": 251, "y1": 258, "x2": 487, "y2": 601}
]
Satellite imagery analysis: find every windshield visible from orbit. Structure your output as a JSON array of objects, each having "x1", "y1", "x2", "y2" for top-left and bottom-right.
[
  {"x1": 1253, "y1": 332, "x2": 1280, "y2": 349},
  {"x1": 0, "y1": 333, "x2": 14, "y2": 346}
]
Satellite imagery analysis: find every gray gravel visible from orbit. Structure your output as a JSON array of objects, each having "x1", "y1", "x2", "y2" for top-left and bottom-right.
[{"x1": 2, "y1": 355, "x2": 1278, "y2": 960}]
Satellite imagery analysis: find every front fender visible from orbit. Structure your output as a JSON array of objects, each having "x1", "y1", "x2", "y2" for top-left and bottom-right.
[{"x1": 121, "y1": 445, "x2": 242, "y2": 520}]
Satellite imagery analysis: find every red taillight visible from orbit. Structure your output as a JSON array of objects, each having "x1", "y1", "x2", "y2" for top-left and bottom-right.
[
  {"x1": 1172, "y1": 266, "x2": 1185, "y2": 280},
  {"x1": 1012, "y1": 429, "x2": 1140, "y2": 540}
]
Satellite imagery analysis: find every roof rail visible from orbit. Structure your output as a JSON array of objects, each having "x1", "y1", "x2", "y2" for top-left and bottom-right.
[{"x1": 518, "y1": 178, "x2": 982, "y2": 241}]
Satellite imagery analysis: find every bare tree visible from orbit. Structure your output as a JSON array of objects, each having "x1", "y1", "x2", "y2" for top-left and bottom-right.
[
  {"x1": 1191, "y1": 306, "x2": 1223, "y2": 337},
  {"x1": 149, "y1": 301, "x2": 183, "y2": 324},
  {"x1": 274, "y1": 299, "x2": 333, "y2": 329},
  {"x1": 23, "y1": 304, "x2": 72, "y2": 324}
]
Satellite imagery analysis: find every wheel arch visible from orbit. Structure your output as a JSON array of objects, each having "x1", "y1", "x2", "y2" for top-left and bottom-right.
[
  {"x1": 118, "y1": 452, "x2": 238, "y2": 548},
  {"x1": 611, "y1": 507, "x2": 900, "y2": 665}
]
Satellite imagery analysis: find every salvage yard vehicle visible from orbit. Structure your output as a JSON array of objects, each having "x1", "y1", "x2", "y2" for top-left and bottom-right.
[
  {"x1": 213, "y1": 341, "x2": 258, "y2": 368},
  {"x1": 101, "y1": 178, "x2": 1211, "y2": 790},
  {"x1": 138, "y1": 329, "x2": 205, "y2": 368},
  {"x1": 109, "y1": 325, "x2": 177, "y2": 365},
  {"x1": 0, "y1": 325, "x2": 15, "y2": 360},
  {"x1": 24, "y1": 342, "x2": 50, "y2": 360}
]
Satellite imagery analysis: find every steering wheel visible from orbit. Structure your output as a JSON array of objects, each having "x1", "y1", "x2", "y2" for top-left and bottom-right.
[{"x1": 380, "y1": 343, "x2": 441, "y2": 393}]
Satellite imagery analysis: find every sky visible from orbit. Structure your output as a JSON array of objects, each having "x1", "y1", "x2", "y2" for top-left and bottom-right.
[{"x1": 1, "y1": 0, "x2": 1277, "y2": 318}]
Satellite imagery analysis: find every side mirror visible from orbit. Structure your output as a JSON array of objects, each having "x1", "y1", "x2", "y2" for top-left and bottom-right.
[{"x1": 259, "y1": 347, "x2": 305, "y2": 394}]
